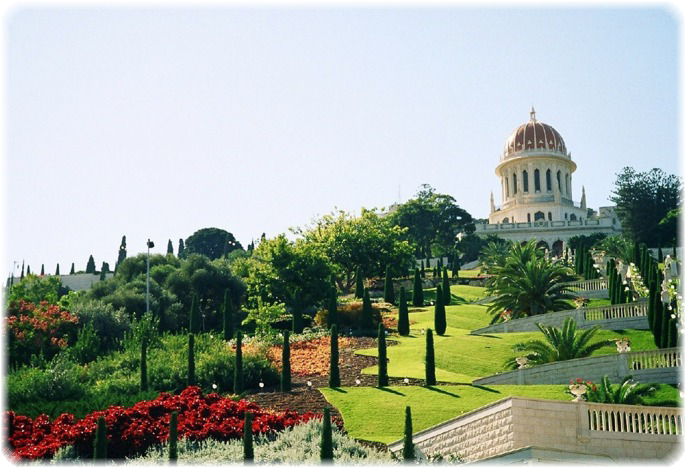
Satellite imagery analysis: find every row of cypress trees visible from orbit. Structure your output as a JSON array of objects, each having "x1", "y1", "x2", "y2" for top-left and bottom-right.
[
  {"x1": 606, "y1": 258, "x2": 632, "y2": 305},
  {"x1": 354, "y1": 263, "x2": 456, "y2": 305},
  {"x1": 574, "y1": 245, "x2": 599, "y2": 279}
]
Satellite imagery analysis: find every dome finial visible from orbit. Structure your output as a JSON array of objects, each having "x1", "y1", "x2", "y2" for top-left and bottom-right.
[{"x1": 530, "y1": 105, "x2": 536, "y2": 122}]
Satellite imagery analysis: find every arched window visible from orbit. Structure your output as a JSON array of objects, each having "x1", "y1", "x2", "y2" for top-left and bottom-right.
[
  {"x1": 557, "y1": 171, "x2": 562, "y2": 192},
  {"x1": 527, "y1": 213, "x2": 531, "y2": 222},
  {"x1": 534, "y1": 169, "x2": 541, "y2": 192},
  {"x1": 565, "y1": 173, "x2": 570, "y2": 196},
  {"x1": 565, "y1": 213, "x2": 568, "y2": 220},
  {"x1": 513, "y1": 173, "x2": 518, "y2": 194},
  {"x1": 522, "y1": 170, "x2": 529, "y2": 192},
  {"x1": 570, "y1": 213, "x2": 577, "y2": 221},
  {"x1": 546, "y1": 169, "x2": 552, "y2": 191},
  {"x1": 534, "y1": 211, "x2": 545, "y2": 221},
  {"x1": 505, "y1": 177, "x2": 510, "y2": 198},
  {"x1": 502, "y1": 217, "x2": 509, "y2": 223},
  {"x1": 548, "y1": 212, "x2": 552, "y2": 221}
]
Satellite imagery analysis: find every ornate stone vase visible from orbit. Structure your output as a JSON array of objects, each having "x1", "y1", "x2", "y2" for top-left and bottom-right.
[
  {"x1": 615, "y1": 338, "x2": 631, "y2": 353},
  {"x1": 569, "y1": 384, "x2": 587, "y2": 402},
  {"x1": 515, "y1": 357, "x2": 529, "y2": 369}
]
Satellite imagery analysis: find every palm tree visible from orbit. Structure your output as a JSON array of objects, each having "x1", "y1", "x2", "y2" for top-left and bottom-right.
[
  {"x1": 486, "y1": 243, "x2": 579, "y2": 323},
  {"x1": 586, "y1": 375, "x2": 656, "y2": 405},
  {"x1": 479, "y1": 240, "x2": 512, "y2": 275},
  {"x1": 504, "y1": 317, "x2": 613, "y2": 369}
]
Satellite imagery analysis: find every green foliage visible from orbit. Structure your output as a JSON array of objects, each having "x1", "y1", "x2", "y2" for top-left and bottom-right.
[
  {"x1": 377, "y1": 324, "x2": 388, "y2": 387},
  {"x1": 223, "y1": 289, "x2": 234, "y2": 340},
  {"x1": 184, "y1": 227, "x2": 243, "y2": 260},
  {"x1": 94, "y1": 416, "x2": 107, "y2": 459},
  {"x1": 55, "y1": 264, "x2": 60, "y2": 275},
  {"x1": 412, "y1": 268, "x2": 423, "y2": 307},
  {"x1": 442, "y1": 268, "x2": 451, "y2": 305},
  {"x1": 86, "y1": 255, "x2": 96, "y2": 274},
  {"x1": 320, "y1": 407, "x2": 334, "y2": 461},
  {"x1": 434, "y1": 285, "x2": 446, "y2": 335},
  {"x1": 117, "y1": 236, "x2": 127, "y2": 271},
  {"x1": 187, "y1": 333, "x2": 196, "y2": 387},
  {"x1": 234, "y1": 331, "x2": 244, "y2": 394},
  {"x1": 329, "y1": 326, "x2": 340, "y2": 388},
  {"x1": 383, "y1": 265, "x2": 395, "y2": 304},
  {"x1": 167, "y1": 239, "x2": 174, "y2": 255},
  {"x1": 327, "y1": 286, "x2": 338, "y2": 328},
  {"x1": 281, "y1": 331, "x2": 291, "y2": 392},
  {"x1": 478, "y1": 240, "x2": 510, "y2": 274},
  {"x1": 355, "y1": 266, "x2": 364, "y2": 299},
  {"x1": 403, "y1": 406, "x2": 414, "y2": 461},
  {"x1": 243, "y1": 297, "x2": 286, "y2": 337},
  {"x1": 70, "y1": 263, "x2": 75, "y2": 275},
  {"x1": 360, "y1": 289, "x2": 374, "y2": 333},
  {"x1": 68, "y1": 322, "x2": 101, "y2": 364},
  {"x1": 6, "y1": 274, "x2": 62, "y2": 306},
  {"x1": 140, "y1": 339, "x2": 148, "y2": 392},
  {"x1": 177, "y1": 239, "x2": 185, "y2": 258},
  {"x1": 189, "y1": 293, "x2": 201, "y2": 334},
  {"x1": 8, "y1": 354, "x2": 87, "y2": 404},
  {"x1": 505, "y1": 318, "x2": 614, "y2": 369},
  {"x1": 243, "y1": 412, "x2": 254, "y2": 462},
  {"x1": 425, "y1": 328, "x2": 436, "y2": 386},
  {"x1": 397, "y1": 287, "x2": 410, "y2": 336},
  {"x1": 586, "y1": 375, "x2": 657, "y2": 405},
  {"x1": 169, "y1": 411, "x2": 178, "y2": 464}
]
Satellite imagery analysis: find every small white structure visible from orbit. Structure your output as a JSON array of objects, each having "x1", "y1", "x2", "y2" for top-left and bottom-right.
[{"x1": 475, "y1": 108, "x2": 622, "y2": 255}]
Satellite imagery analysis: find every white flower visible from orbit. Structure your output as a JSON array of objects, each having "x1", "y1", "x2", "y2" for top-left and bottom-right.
[{"x1": 212, "y1": 383, "x2": 217, "y2": 390}]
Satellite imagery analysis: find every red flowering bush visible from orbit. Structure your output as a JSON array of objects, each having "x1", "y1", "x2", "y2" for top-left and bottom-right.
[
  {"x1": 6, "y1": 301, "x2": 79, "y2": 367},
  {"x1": 7, "y1": 386, "x2": 317, "y2": 460}
]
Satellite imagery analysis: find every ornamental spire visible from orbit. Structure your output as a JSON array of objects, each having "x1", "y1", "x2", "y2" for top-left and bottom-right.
[
  {"x1": 490, "y1": 191, "x2": 495, "y2": 213},
  {"x1": 580, "y1": 185, "x2": 587, "y2": 210},
  {"x1": 529, "y1": 106, "x2": 536, "y2": 122}
]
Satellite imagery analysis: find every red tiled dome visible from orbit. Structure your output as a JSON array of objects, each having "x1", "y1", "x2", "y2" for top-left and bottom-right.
[{"x1": 503, "y1": 108, "x2": 568, "y2": 158}]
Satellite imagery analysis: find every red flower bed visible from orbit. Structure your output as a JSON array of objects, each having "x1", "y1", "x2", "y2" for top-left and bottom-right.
[{"x1": 7, "y1": 386, "x2": 317, "y2": 460}]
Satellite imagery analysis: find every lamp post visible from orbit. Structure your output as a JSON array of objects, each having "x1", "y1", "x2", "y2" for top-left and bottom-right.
[{"x1": 146, "y1": 239, "x2": 155, "y2": 316}]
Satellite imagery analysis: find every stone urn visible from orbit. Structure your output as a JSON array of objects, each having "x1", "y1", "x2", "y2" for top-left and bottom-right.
[
  {"x1": 615, "y1": 338, "x2": 631, "y2": 353},
  {"x1": 515, "y1": 357, "x2": 529, "y2": 369},
  {"x1": 569, "y1": 384, "x2": 587, "y2": 402}
]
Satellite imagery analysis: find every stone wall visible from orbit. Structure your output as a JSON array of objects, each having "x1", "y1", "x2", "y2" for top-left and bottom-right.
[
  {"x1": 472, "y1": 348, "x2": 681, "y2": 386},
  {"x1": 388, "y1": 398, "x2": 682, "y2": 463},
  {"x1": 60, "y1": 273, "x2": 114, "y2": 291}
]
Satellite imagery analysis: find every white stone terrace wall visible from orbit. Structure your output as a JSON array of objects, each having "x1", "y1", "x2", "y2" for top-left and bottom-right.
[
  {"x1": 472, "y1": 301, "x2": 649, "y2": 334},
  {"x1": 59, "y1": 273, "x2": 114, "y2": 291},
  {"x1": 472, "y1": 348, "x2": 681, "y2": 386},
  {"x1": 388, "y1": 398, "x2": 682, "y2": 463}
]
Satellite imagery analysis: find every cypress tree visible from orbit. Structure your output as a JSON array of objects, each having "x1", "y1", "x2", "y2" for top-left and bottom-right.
[
  {"x1": 281, "y1": 330, "x2": 291, "y2": 392},
  {"x1": 117, "y1": 235, "x2": 128, "y2": 269},
  {"x1": 425, "y1": 328, "x2": 436, "y2": 386},
  {"x1": 20, "y1": 261, "x2": 24, "y2": 280},
  {"x1": 169, "y1": 411, "x2": 178, "y2": 464},
  {"x1": 93, "y1": 416, "x2": 107, "y2": 459},
  {"x1": 661, "y1": 303, "x2": 671, "y2": 349},
  {"x1": 673, "y1": 243, "x2": 677, "y2": 259},
  {"x1": 360, "y1": 289, "x2": 374, "y2": 333},
  {"x1": 652, "y1": 296, "x2": 663, "y2": 348},
  {"x1": 320, "y1": 407, "x2": 334, "y2": 461},
  {"x1": 235, "y1": 331, "x2": 244, "y2": 394},
  {"x1": 26, "y1": 265, "x2": 31, "y2": 275},
  {"x1": 223, "y1": 289, "x2": 233, "y2": 341},
  {"x1": 397, "y1": 287, "x2": 410, "y2": 336},
  {"x1": 329, "y1": 325, "x2": 340, "y2": 388},
  {"x1": 668, "y1": 316, "x2": 679, "y2": 348},
  {"x1": 402, "y1": 406, "x2": 414, "y2": 461},
  {"x1": 190, "y1": 293, "x2": 201, "y2": 333},
  {"x1": 453, "y1": 256, "x2": 460, "y2": 278},
  {"x1": 178, "y1": 239, "x2": 185, "y2": 258},
  {"x1": 434, "y1": 285, "x2": 446, "y2": 335},
  {"x1": 243, "y1": 412, "x2": 254, "y2": 463},
  {"x1": 55, "y1": 264, "x2": 60, "y2": 276},
  {"x1": 606, "y1": 260, "x2": 614, "y2": 304},
  {"x1": 70, "y1": 262, "x2": 75, "y2": 275},
  {"x1": 377, "y1": 324, "x2": 388, "y2": 387},
  {"x1": 167, "y1": 239, "x2": 174, "y2": 255},
  {"x1": 647, "y1": 281, "x2": 657, "y2": 333},
  {"x1": 86, "y1": 255, "x2": 96, "y2": 274},
  {"x1": 421, "y1": 261, "x2": 425, "y2": 278},
  {"x1": 140, "y1": 338, "x2": 148, "y2": 391},
  {"x1": 355, "y1": 266, "x2": 364, "y2": 299},
  {"x1": 442, "y1": 268, "x2": 451, "y2": 305},
  {"x1": 187, "y1": 333, "x2": 196, "y2": 387},
  {"x1": 100, "y1": 269, "x2": 106, "y2": 281},
  {"x1": 412, "y1": 268, "x2": 424, "y2": 307},
  {"x1": 383, "y1": 265, "x2": 395, "y2": 304},
  {"x1": 657, "y1": 243, "x2": 663, "y2": 263},
  {"x1": 327, "y1": 286, "x2": 338, "y2": 328},
  {"x1": 633, "y1": 241, "x2": 641, "y2": 266},
  {"x1": 40, "y1": 264, "x2": 44, "y2": 275}
]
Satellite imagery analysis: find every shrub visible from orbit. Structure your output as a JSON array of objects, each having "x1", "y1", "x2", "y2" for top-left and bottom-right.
[
  {"x1": 68, "y1": 299, "x2": 131, "y2": 354},
  {"x1": 320, "y1": 407, "x2": 333, "y2": 461},
  {"x1": 68, "y1": 322, "x2": 101, "y2": 364},
  {"x1": 8, "y1": 354, "x2": 87, "y2": 405},
  {"x1": 329, "y1": 326, "x2": 340, "y2": 388},
  {"x1": 377, "y1": 324, "x2": 388, "y2": 387},
  {"x1": 434, "y1": 285, "x2": 446, "y2": 336},
  {"x1": 397, "y1": 287, "x2": 410, "y2": 336},
  {"x1": 412, "y1": 268, "x2": 423, "y2": 306},
  {"x1": 281, "y1": 331, "x2": 291, "y2": 392},
  {"x1": 425, "y1": 329, "x2": 436, "y2": 386}
]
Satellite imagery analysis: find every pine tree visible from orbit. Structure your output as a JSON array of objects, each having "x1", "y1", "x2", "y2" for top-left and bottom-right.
[
  {"x1": 223, "y1": 289, "x2": 234, "y2": 341},
  {"x1": 377, "y1": 324, "x2": 388, "y2": 387},
  {"x1": 169, "y1": 411, "x2": 178, "y2": 464},
  {"x1": 178, "y1": 239, "x2": 185, "y2": 258},
  {"x1": 355, "y1": 266, "x2": 364, "y2": 299},
  {"x1": 434, "y1": 285, "x2": 446, "y2": 335},
  {"x1": 243, "y1": 412, "x2": 254, "y2": 462},
  {"x1": 187, "y1": 333, "x2": 196, "y2": 387},
  {"x1": 234, "y1": 331, "x2": 244, "y2": 394},
  {"x1": 190, "y1": 293, "x2": 201, "y2": 334},
  {"x1": 140, "y1": 338, "x2": 148, "y2": 391},
  {"x1": 442, "y1": 268, "x2": 451, "y2": 305},
  {"x1": 281, "y1": 330, "x2": 292, "y2": 392},
  {"x1": 86, "y1": 255, "x2": 96, "y2": 274},
  {"x1": 55, "y1": 264, "x2": 60, "y2": 276},
  {"x1": 360, "y1": 289, "x2": 374, "y2": 333},
  {"x1": 40, "y1": 264, "x2": 44, "y2": 275},
  {"x1": 402, "y1": 406, "x2": 414, "y2": 461},
  {"x1": 320, "y1": 407, "x2": 334, "y2": 461},
  {"x1": 329, "y1": 325, "x2": 340, "y2": 388},
  {"x1": 93, "y1": 416, "x2": 108, "y2": 459},
  {"x1": 70, "y1": 263, "x2": 75, "y2": 275},
  {"x1": 327, "y1": 286, "x2": 338, "y2": 328},
  {"x1": 425, "y1": 328, "x2": 436, "y2": 386},
  {"x1": 167, "y1": 239, "x2": 174, "y2": 255},
  {"x1": 412, "y1": 268, "x2": 424, "y2": 307},
  {"x1": 383, "y1": 265, "x2": 395, "y2": 304},
  {"x1": 397, "y1": 287, "x2": 410, "y2": 336}
]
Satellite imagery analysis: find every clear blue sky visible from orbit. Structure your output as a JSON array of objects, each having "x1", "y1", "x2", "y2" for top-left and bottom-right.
[{"x1": 3, "y1": 5, "x2": 680, "y2": 276}]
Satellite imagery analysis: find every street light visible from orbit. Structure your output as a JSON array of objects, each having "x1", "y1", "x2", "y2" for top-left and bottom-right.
[{"x1": 146, "y1": 239, "x2": 155, "y2": 316}]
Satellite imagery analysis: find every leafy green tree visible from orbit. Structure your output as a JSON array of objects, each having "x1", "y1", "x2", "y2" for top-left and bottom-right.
[
  {"x1": 586, "y1": 375, "x2": 656, "y2": 405},
  {"x1": 184, "y1": 227, "x2": 243, "y2": 260},
  {"x1": 397, "y1": 287, "x2": 410, "y2": 336},
  {"x1": 86, "y1": 255, "x2": 96, "y2": 274},
  {"x1": 377, "y1": 324, "x2": 388, "y2": 387},
  {"x1": 320, "y1": 407, "x2": 334, "y2": 461},
  {"x1": 329, "y1": 325, "x2": 340, "y2": 388},
  {"x1": 434, "y1": 285, "x2": 446, "y2": 335},
  {"x1": 235, "y1": 331, "x2": 244, "y2": 393},
  {"x1": 442, "y1": 268, "x2": 451, "y2": 305},
  {"x1": 355, "y1": 266, "x2": 364, "y2": 299},
  {"x1": 425, "y1": 329, "x2": 436, "y2": 386},
  {"x1": 412, "y1": 268, "x2": 423, "y2": 307},
  {"x1": 281, "y1": 330, "x2": 291, "y2": 392},
  {"x1": 478, "y1": 240, "x2": 510, "y2": 274},
  {"x1": 610, "y1": 167, "x2": 681, "y2": 246},
  {"x1": 505, "y1": 318, "x2": 613, "y2": 369},
  {"x1": 243, "y1": 412, "x2": 254, "y2": 462},
  {"x1": 187, "y1": 333, "x2": 196, "y2": 387},
  {"x1": 169, "y1": 411, "x2": 178, "y2": 464},
  {"x1": 360, "y1": 289, "x2": 374, "y2": 333},
  {"x1": 402, "y1": 406, "x2": 414, "y2": 461},
  {"x1": 383, "y1": 265, "x2": 395, "y2": 304},
  {"x1": 167, "y1": 239, "x2": 174, "y2": 255},
  {"x1": 93, "y1": 416, "x2": 108, "y2": 459},
  {"x1": 223, "y1": 289, "x2": 234, "y2": 340}
]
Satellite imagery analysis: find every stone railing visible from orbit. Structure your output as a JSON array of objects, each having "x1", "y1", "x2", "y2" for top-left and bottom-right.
[
  {"x1": 472, "y1": 300, "x2": 649, "y2": 334},
  {"x1": 387, "y1": 398, "x2": 682, "y2": 463},
  {"x1": 473, "y1": 348, "x2": 681, "y2": 386},
  {"x1": 563, "y1": 278, "x2": 607, "y2": 291}
]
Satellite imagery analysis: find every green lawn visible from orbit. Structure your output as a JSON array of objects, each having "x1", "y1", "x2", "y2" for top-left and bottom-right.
[{"x1": 455, "y1": 268, "x2": 482, "y2": 278}]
